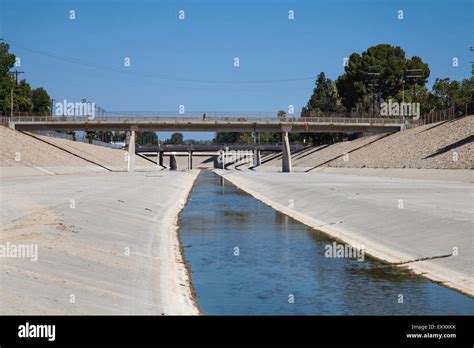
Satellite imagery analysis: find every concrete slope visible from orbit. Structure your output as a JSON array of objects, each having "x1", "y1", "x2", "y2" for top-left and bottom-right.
[
  {"x1": 215, "y1": 169, "x2": 474, "y2": 297},
  {"x1": 0, "y1": 170, "x2": 200, "y2": 314}
]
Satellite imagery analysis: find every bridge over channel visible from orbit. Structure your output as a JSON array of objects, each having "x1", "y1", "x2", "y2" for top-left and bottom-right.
[
  {"x1": 137, "y1": 144, "x2": 308, "y2": 170},
  {"x1": 6, "y1": 115, "x2": 412, "y2": 172}
]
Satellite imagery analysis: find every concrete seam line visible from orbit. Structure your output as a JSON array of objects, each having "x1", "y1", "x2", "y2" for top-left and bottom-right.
[{"x1": 19, "y1": 131, "x2": 113, "y2": 172}]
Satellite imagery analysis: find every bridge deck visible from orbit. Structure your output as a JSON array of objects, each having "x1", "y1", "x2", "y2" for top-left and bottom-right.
[{"x1": 8, "y1": 116, "x2": 409, "y2": 133}]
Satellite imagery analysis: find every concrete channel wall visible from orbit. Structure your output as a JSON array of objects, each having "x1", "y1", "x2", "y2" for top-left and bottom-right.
[{"x1": 215, "y1": 169, "x2": 474, "y2": 297}]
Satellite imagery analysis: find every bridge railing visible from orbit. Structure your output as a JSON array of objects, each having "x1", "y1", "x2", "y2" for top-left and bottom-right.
[
  {"x1": 5, "y1": 115, "x2": 411, "y2": 125},
  {"x1": 137, "y1": 144, "x2": 308, "y2": 152}
]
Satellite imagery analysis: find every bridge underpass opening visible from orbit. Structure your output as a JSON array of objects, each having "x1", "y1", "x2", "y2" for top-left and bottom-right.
[{"x1": 9, "y1": 115, "x2": 407, "y2": 173}]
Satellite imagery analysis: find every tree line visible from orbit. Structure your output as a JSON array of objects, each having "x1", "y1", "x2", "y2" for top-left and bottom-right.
[
  {"x1": 0, "y1": 42, "x2": 51, "y2": 115},
  {"x1": 2, "y1": 42, "x2": 471, "y2": 146},
  {"x1": 216, "y1": 44, "x2": 473, "y2": 145}
]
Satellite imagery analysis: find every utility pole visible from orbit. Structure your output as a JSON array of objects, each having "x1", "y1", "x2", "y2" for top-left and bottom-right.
[
  {"x1": 368, "y1": 80, "x2": 379, "y2": 118},
  {"x1": 405, "y1": 69, "x2": 423, "y2": 103},
  {"x1": 366, "y1": 66, "x2": 381, "y2": 118},
  {"x1": 8, "y1": 70, "x2": 25, "y2": 119},
  {"x1": 10, "y1": 70, "x2": 25, "y2": 84}
]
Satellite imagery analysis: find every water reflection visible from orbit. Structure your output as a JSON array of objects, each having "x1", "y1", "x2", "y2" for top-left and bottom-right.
[{"x1": 179, "y1": 171, "x2": 474, "y2": 315}]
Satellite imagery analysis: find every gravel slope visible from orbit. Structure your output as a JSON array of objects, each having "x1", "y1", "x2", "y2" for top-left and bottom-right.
[
  {"x1": 329, "y1": 116, "x2": 473, "y2": 169},
  {"x1": 258, "y1": 116, "x2": 473, "y2": 171}
]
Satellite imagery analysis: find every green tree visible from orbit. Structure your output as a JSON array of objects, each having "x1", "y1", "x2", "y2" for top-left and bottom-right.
[
  {"x1": 258, "y1": 132, "x2": 280, "y2": 144},
  {"x1": 0, "y1": 42, "x2": 51, "y2": 114},
  {"x1": 31, "y1": 88, "x2": 51, "y2": 113},
  {"x1": 113, "y1": 131, "x2": 126, "y2": 141},
  {"x1": 5, "y1": 84, "x2": 33, "y2": 112},
  {"x1": 137, "y1": 131, "x2": 158, "y2": 145},
  {"x1": 431, "y1": 77, "x2": 473, "y2": 109},
  {"x1": 302, "y1": 72, "x2": 345, "y2": 117},
  {"x1": 166, "y1": 132, "x2": 184, "y2": 145},
  {"x1": 0, "y1": 43, "x2": 15, "y2": 114},
  {"x1": 15, "y1": 80, "x2": 33, "y2": 112},
  {"x1": 336, "y1": 44, "x2": 430, "y2": 111},
  {"x1": 214, "y1": 132, "x2": 241, "y2": 144},
  {"x1": 86, "y1": 131, "x2": 97, "y2": 144},
  {"x1": 392, "y1": 85, "x2": 439, "y2": 114},
  {"x1": 0, "y1": 43, "x2": 15, "y2": 75},
  {"x1": 300, "y1": 72, "x2": 346, "y2": 145}
]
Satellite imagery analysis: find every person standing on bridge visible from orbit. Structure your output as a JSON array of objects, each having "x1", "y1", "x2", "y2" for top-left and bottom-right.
[{"x1": 202, "y1": 113, "x2": 207, "y2": 121}]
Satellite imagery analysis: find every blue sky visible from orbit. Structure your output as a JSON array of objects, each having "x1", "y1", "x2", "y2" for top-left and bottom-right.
[{"x1": 0, "y1": 0, "x2": 472, "y2": 139}]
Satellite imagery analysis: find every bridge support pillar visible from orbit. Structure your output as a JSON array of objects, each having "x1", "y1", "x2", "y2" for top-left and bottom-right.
[
  {"x1": 221, "y1": 149, "x2": 227, "y2": 169},
  {"x1": 282, "y1": 130, "x2": 292, "y2": 173},
  {"x1": 169, "y1": 154, "x2": 177, "y2": 170},
  {"x1": 188, "y1": 151, "x2": 193, "y2": 170},
  {"x1": 158, "y1": 151, "x2": 164, "y2": 167},
  {"x1": 127, "y1": 130, "x2": 136, "y2": 172},
  {"x1": 253, "y1": 149, "x2": 261, "y2": 167}
]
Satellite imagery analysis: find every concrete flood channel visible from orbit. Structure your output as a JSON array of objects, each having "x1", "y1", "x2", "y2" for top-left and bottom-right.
[{"x1": 178, "y1": 171, "x2": 474, "y2": 315}]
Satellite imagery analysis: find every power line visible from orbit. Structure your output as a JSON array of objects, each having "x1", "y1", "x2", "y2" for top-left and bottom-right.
[{"x1": 5, "y1": 39, "x2": 341, "y2": 85}]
